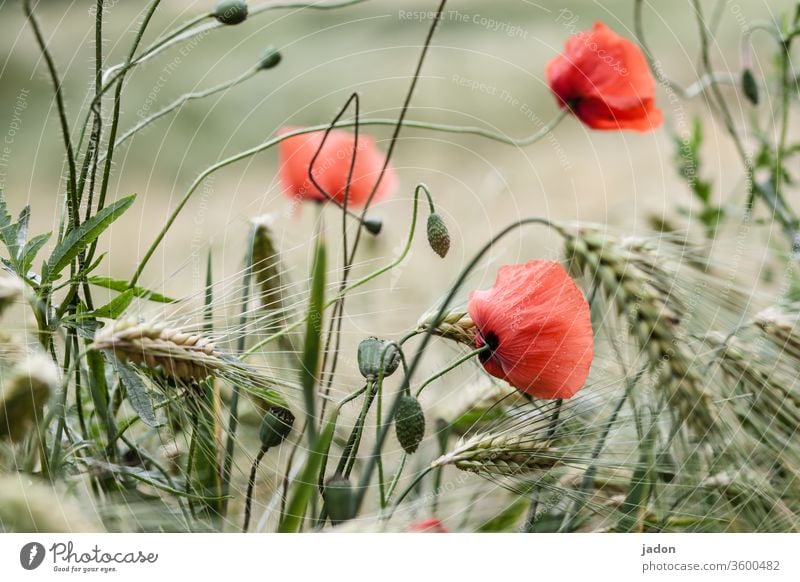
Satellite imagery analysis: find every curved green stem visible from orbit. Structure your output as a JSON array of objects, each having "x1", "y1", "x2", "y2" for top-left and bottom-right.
[
  {"x1": 134, "y1": 105, "x2": 563, "y2": 289},
  {"x1": 353, "y1": 217, "x2": 558, "y2": 513}
]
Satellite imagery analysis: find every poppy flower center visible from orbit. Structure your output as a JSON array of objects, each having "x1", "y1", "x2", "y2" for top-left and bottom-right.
[{"x1": 479, "y1": 330, "x2": 500, "y2": 363}]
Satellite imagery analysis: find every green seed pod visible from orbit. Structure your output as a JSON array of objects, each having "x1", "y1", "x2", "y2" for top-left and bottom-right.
[
  {"x1": 258, "y1": 46, "x2": 282, "y2": 70},
  {"x1": 395, "y1": 394, "x2": 425, "y2": 454},
  {"x1": 323, "y1": 473, "x2": 355, "y2": 525},
  {"x1": 426, "y1": 213, "x2": 450, "y2": 258},
  {"x1": 214, "y1": 0, "x2": 248, "y2": 25},
  {"x1": 741, "y1": 68, "x2": 759, "y2": 106},
  {"x1": 259, "y1": 406, "x2": 295, "y2": 450},
  {"x1": 357, "y1": 337, "x2": 400, "y2": 380}
]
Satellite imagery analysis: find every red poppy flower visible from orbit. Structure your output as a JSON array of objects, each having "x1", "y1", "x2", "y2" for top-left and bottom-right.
[
  {"x1": 278, "y1": 127, "x2": 397, "y2": 207},
  {"x1": 467, "y1": 260, "x2": 594, "y2": 400},
  {"x1": 546, "y1": 21, "x2": 662, "y2": 132},
  {"x1": 408, "y1": 518, "x2": 449, "y2": 533}
]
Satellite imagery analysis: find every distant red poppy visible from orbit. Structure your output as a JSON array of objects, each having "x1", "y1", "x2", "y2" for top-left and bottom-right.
[
  {"x1": 408, "y1": 518, "x2": 449, "y2": 533},
  {"x1": 467, "y1": 260, "x2": 594, "y2": 400},
  {"x1": 278, "y1": 127, "x2": 397, "y2": 207},
  {"x1": 546, "y1": 21, "x2": 662, "y2": 132}
]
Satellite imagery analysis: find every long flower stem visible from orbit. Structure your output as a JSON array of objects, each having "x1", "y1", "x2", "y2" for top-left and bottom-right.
[
  {"x1": 22, "y1": 0, "x2": 79, "y2": 231},
  {"x1": 352, "y1": 217, "x2": 558, "y2": 513},
  {"x1": 243, "y1": 447, "x2": 268, "y2": 532},
  {"x1": 129, "y1": 113, "x2": 566, "y2": 287},
  {"x1": 221, "y1": 227, "x2": 257, "y2": 517}
]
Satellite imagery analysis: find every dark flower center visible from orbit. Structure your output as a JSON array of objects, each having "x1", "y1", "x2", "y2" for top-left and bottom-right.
[{"x1": 479, "y1": 331, "x2": 500, "y2": 363}]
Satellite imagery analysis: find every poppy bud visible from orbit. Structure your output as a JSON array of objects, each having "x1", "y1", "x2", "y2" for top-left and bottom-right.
[
  {"x1": 357, "y1": 337, "x2": 400, "y2": 379},
  {"x1": 323, "y1": 473, "x2": 355, "y2": 525},
  {"x1": 258, "y1": 46, "x2": 282, "y2": 70},
  {"x1": 214, "y1": 0, "x2": 248, "y2": 25},
  {"x1": 259, "y1": 406, "x2": 295, "y2": 450},
  {"x1": 426, "y1": 213, "x2": 450, "y2": 258},
  {"x1": 395, "y1": 394, "x2": 425, "y2": 454},
  {"x1": 741, "y1": 69, "x2": 759, "y2": 106}
]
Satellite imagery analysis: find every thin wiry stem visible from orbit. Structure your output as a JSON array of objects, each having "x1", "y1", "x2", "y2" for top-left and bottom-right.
[
  {"x1": 87, "y1": 0, "x2": 163, "y2": 269},
  {"x1": 243, "y1": 447, "x2": 267, "y2": 532},
  {"x1": 221, "y1": 227, "x2": 257, "y2": 517},
  {"x1": 99, "y1": 67, "x2": 261, "y2": 163},
  {"x1": 353, "y1": 217, "x2": 557, "y2": 513}
]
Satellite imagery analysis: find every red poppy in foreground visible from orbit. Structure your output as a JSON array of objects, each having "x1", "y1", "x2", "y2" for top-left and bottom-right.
[
  {"x1": 408, "y1": 518, "x2": 449, "y2": 533},
  {"x1": 278, "y1": 127, "x2": 397, "y2": 207},
  {"x1": 546, "y1": 21, "x2": 662, "y2": 132},
  {"x1": 467, "y1": 260, "x2": 594, "y2": 400}
]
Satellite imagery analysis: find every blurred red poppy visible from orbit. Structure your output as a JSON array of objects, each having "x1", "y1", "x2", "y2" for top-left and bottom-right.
[
  {"x1": 467, "y1": 260, "x2": 594, "y2": 400},
  {"x1": 546, "y1": 21, "x2": 662, "y2": 132},
  {"x1": 278, "y1": 127, "x2": 397, "y2": 207}
]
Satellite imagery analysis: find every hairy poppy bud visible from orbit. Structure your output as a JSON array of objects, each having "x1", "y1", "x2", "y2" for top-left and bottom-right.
[
  {"x1": 258, "y1": 46, "x2": 282, "y2": 70},
  {"x1": 395, "y1": 394, "x2": 425, "y2": 454},
  {"x1": 357, "y1": 337, "x2": 400, "y2": 379},
  {"x1": 214, "y1": 0, "x2": 248, "y2": 25},
  {"x1": 323, "y1": 473, "x2": 355, "y2": 525},
  {"x1": 741, "y1": 68, "x2": 759, "y2": 106},
  {"x1": 426, "y1": 213, "x2": 450, "y2": 258},
  {"x1": 259, "y1": 406, "x2": 295, "y2": 450}
]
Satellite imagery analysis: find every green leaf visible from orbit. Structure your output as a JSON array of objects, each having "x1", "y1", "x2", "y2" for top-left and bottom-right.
[
  {"x1": 89, "y1": 289, "x2": 136, "y2": 319},
  {"x1": 45, "y1": 194, "x2": 136, "y2": 283},
  {"x1": 88, "y1": 276, "x2": 175, "y2": 303},
  {"x1": 105, "y1": 351, "x2": 161, "y2": 428}
]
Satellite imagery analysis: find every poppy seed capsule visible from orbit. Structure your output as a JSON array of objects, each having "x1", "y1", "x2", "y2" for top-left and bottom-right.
[
  {"x1": 214, "y1": 0, "x2": 248, "y2": 25},
  {"x1": 323, "y1": 473, "x2": 355, "y2": 525},
  {"x1": 258, "y1": 46, "x2": 282, "y2": 70},
  {"x1": 395, "y1": 394, "x2": 425, "y2": 454},
  {"x1": 357, "y1": 337, "x2": 400, "y2": 379},
  {"x1": 426, "y1": 213, "x2": 450, "y2": 258},
  {"x1": 259, "y1": 406, "x2": 295, "y2": 450}
]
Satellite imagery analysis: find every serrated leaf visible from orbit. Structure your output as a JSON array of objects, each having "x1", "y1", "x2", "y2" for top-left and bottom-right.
[
  {"x1": 45, "y1": 194, "x2": 135, "y2": 283},
  {"x1": 105, "y1": 351, "x2": 161, "y2": 428},
  {"x1": 88, "y1": 276, "x2": 175, "y2": 303},
  {"x1": 89, "y1": 289, "x2": 135, "y2": 319}
]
